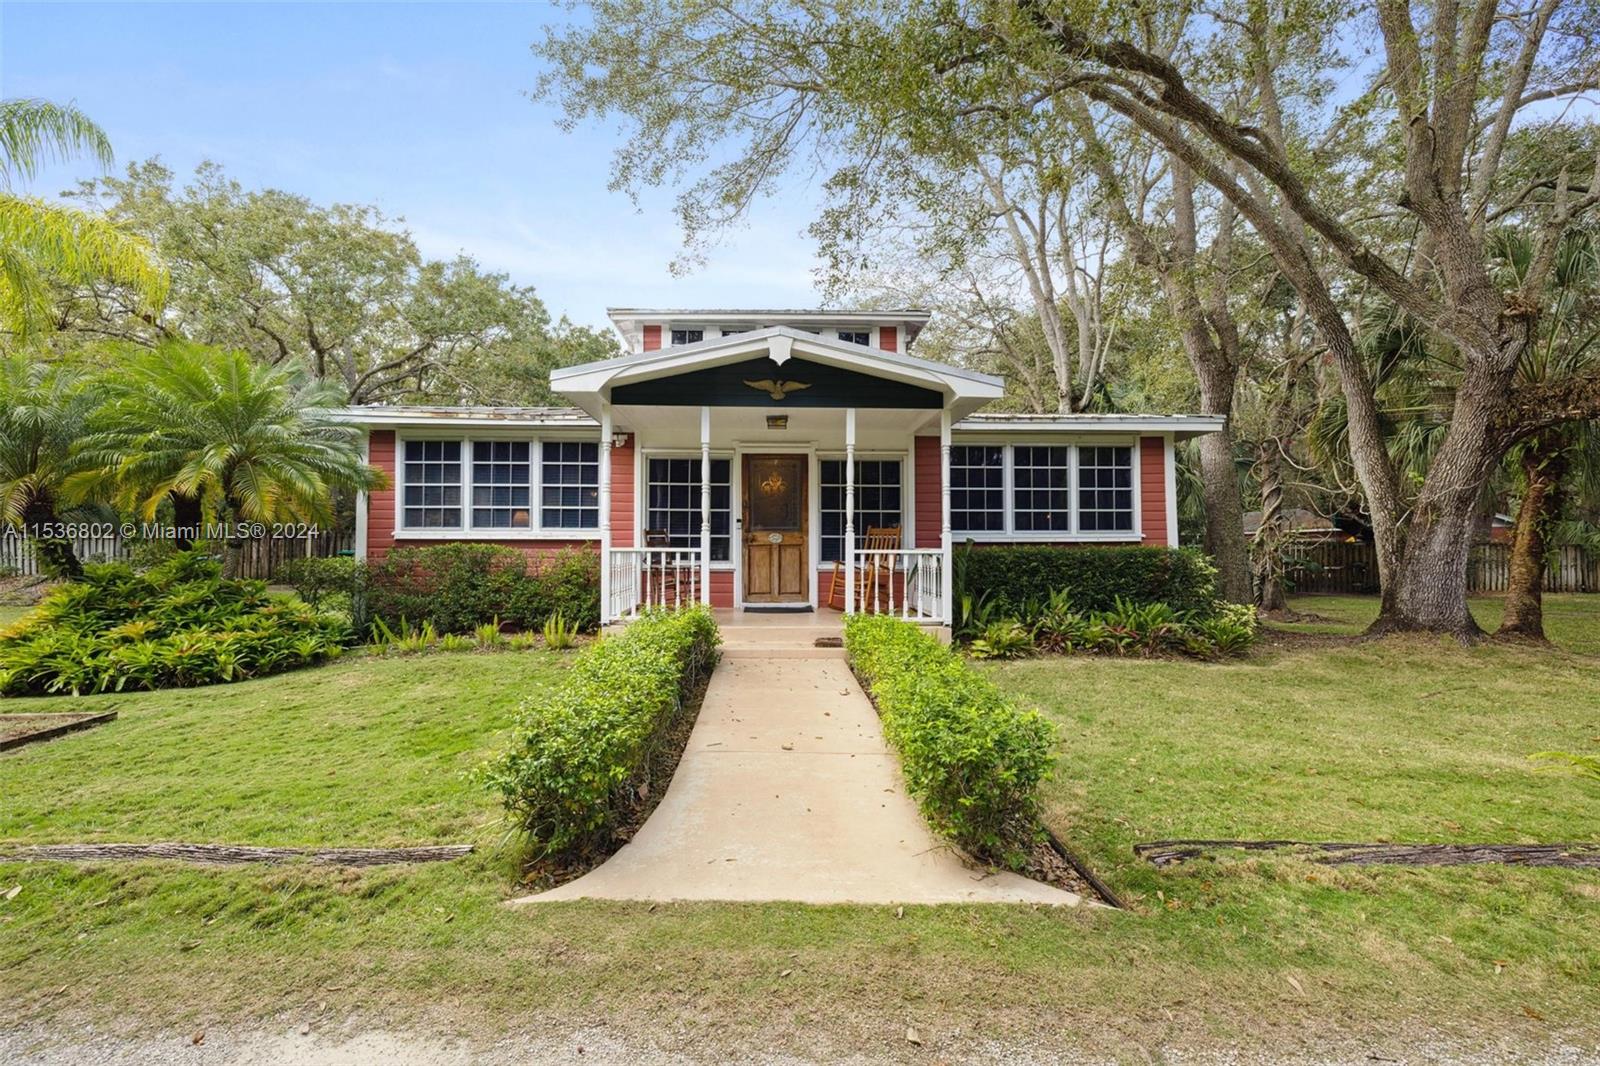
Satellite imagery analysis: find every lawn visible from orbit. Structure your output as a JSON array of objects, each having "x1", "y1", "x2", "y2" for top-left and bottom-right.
[{"x1": 3, "y1": 599, "x2": 1599, "y2": 1060}]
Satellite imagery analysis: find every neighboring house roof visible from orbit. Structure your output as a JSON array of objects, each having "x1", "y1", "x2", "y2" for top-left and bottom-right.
[
  {"x1": 1242, "y1": 507, "x2": 1345, "y2": 537},
  {"x1": 329, "y1": 405, "x2": 597, "y2": 429}
]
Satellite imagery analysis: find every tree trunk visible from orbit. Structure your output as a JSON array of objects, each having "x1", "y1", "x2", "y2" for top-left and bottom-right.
[
  {"x1": 1253, "y1": 439, "x2": 1290, "y2": 613},
  {"x1": 1496, "y1": 431, "x2": 1566, "y2": 640},
  {"x1": 21, "y1": 495, "x2": 83, "y2": 580},
  {"x1": 170, "y1": 492, "x2": 203, "y2": 552},
  {"x1": 1193, "y1": 359, "x2": 1252, "y2": 603}
]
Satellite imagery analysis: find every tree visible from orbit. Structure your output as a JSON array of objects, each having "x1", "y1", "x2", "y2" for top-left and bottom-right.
[
  {"x1": 55, "y1": 161, "x2": 616, "y2": 403},
  {"x1": 0, "y1": 98, "x2": 166, "y2": 340},
  {"x1": 0, "y1": 356, "x2": 98, "y2": 577},
  {"x1": 75, "y1": 342, "x2": 383, "y2": 577}
]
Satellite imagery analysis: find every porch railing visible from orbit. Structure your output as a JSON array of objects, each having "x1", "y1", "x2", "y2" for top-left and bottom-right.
[
  {"x1": 849, "y1": 548, "x2": 947, "y2": 623},
  {"x1": 606, "y1": 547, "x2": 704, "y2": 621}
]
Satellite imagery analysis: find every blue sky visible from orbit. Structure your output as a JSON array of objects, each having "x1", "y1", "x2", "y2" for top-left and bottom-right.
[{"x1": 0, "y1": 1, "x2": 825, "y2": 331}]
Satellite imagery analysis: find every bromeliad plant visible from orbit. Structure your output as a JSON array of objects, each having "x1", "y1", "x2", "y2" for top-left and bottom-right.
[{"x1": 0, "y1": 551, "x2": 349, "y2": 696}]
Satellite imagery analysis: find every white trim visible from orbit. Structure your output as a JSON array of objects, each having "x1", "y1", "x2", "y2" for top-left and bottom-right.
[
  {"x1": 354, "y1": 434, "x2": 369, "y2": 562},
  {"x1": 1164, "y1": 434, "x2": 1179, "y2": 548},
  {"x1": 732, "y1": 443, "x2": 819, "y2": 610},
  {"x1": 599, "y1": 403, "x2": 612, "y2": 623},
  {"x1": 393, "y1": 431, "x2": 603, "y2": 541},
  {"x1": 947, "y1": 439, "x2": 1141, "y2": 542},
  {"x1": 635, "y1": 447, "x2": 738, "y2": 570},
  {"x1": 954, "y1": 414, "x2": 1226, "y2": 439}
]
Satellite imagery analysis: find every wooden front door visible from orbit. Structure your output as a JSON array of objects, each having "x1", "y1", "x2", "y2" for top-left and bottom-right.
[{"x1": 743, "y1": 454, "x2": 808, "y2": 603}]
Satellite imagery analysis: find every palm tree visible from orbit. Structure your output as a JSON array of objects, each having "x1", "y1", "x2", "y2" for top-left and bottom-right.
[
  {"x1": 0, "y1": 356, "x2": 98, "y2": 577},
  {"x1": 1, "y1": 98, "x2": 167, "y2": 338},
  {"x1": 76, "y1": 342, "x2": 382, "y2": 576}
]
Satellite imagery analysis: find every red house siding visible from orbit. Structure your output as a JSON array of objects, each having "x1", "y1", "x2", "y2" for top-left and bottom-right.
[
  {"x1": 710, "y1": 570, "x2": 735, "y2": 608},
  {"x1": 1139, "y1": 436, "x2": 1169, "y2": 547},
  {"x1": 641, "y1": 324, "x2": 662, "y2": 352},
  {"x1": 913, "y1": 436, "x2": 941, "y2": 548},
  {"x1": 610, "y1": 435, "x2": 635, "y2": 547},
  {"x1": 368, "y1": 430, "x2": 398, "y2": 560},
  {"x1": 879, "y1": 326, "x2": 897, "y2": 352}
]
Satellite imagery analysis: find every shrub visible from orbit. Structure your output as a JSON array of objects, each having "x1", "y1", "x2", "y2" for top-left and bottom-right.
[
  {"x1": 480, "y1": 606, "x2": 719, "y2": 858},
  {"x1": 0, "y1": 552, "x2": 349, "y2": 696},
  {"x1": 367, "y1": 543, "x2": 599, "y2": 634},
  {"x1": 278, "y1": 556, "x2": 365, "y2": 609},
  {"x1": 968, "y1": 619, "x2": 1034, "y2": 660},
  {"x1": 542, "y1": 610, "x2": 579, "y2": 650},
  {"x1": 956, "y1": 543, "x2": 1220, "y2": 620},
  {"x1": 844, "y1": 615, "x2": 1056, "y2": 867}
]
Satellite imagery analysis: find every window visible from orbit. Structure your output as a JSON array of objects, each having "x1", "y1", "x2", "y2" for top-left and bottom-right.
[
  {"x1": 1012, "y1": 446, "x2": 1071, "y2": 532},
  {"x1": 670, "y1": 328, "x2": 704, "y2": 346},
  {"x1": 646, "y1": 457, "x2": 732, "y2": 561},
  {"x1": 950, "y1": 445, "x2": 1005, "y2": 532},
  {"x1": 837, "y1": 330, "x2": 870, "y2": 345},
  {"x1": 402, "y1": 440, "x2": 462, "y2": 529},
  {"x1": 720, "y1": 328, "x2": 748, "y2": 336},
  {"x1": 1077, "y1": 446, "x2": 1134, "y2": 531},
  {"x1": 820, "y1": 459, "x2": 903, "y2": 562},
  {"x1": 541, "y1": 441, "x2": 599, "y2": 529},
  {"x1": 471, "y1": 441, "x2": 531, "y2": 529}
]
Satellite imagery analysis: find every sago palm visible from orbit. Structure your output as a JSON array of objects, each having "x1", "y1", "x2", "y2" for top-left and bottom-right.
[
  {"x1": 0, "y1": 98, "x2": 167, "y2": 338},
  {"x1": 76, "y1": 342, "x2": 382, "y2": 575},
  {"x1": 0, "y1": 355, "x2": 99, "y2": 576}
]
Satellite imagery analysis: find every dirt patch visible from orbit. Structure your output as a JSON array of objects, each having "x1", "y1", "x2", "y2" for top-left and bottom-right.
[
  {"x1": 0, "y1": 574, "x2": 58, "y2": 608},
  {"x1": 0, "y1": 712, "x2": 117, "y2": 751}
]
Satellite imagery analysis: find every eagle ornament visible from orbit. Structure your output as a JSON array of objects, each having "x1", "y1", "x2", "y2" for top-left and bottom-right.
[{"x1": 743, "y1": 379, "x2": 811, "y2": 401}]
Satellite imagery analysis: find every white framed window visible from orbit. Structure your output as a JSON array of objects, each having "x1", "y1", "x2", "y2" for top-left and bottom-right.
[
  {"x1": 646, "y1": 456, "x2": 732, "y2": 561},
  {"x1": 471, "y1": 441, "x2": 532, "y2": 529},
  {"x1": 1012, "y1": 446, "x2": 1071, "y2": 532},
  {"x1": 1077, "y1": 445, "x2": 1135, "y2": 532},
  {"x1": 402, "y1": 440, "x2": 463, "y2": 529},
  {"x1": 670, "y1": 328, "x2": 704, "y2": 346},
  {"x1": 837, "y1": 330, "x2": 870, "y2": 345},
  {"x1": 540, "y1": 441, "x2": 600, "y2": 530},
  {"x1": 820, "y1": 458, "x2": 903, "y2": 562},
  {"x1": 950, "y1": 445, "x2": 1006, "y2": 533}
]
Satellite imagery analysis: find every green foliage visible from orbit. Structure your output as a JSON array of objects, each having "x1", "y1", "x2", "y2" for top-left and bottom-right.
[
  {"x1": 0, "y1": 551, "x2": 348, "y2": 696},
  {"x1": 278, "y1": 556, "x2": 364, "y2": 609},
  {"x1": 480, "y1": 606, "x2": 719, "y2": 858},
  {"x1": 968, "y1": 619, "x2": 1034, "y2": 660},
  {"x1": 542, "y1": 610, "x2": 578, "y2": 650},
  {"x1": 366, "y1": 615, "x2": 439, "y2": 654},
  {"x1": 844, "y1": 614, "x2": 1056, "y2": 867},
  {"x1": 475, "y1": 619, "x2": 506, "y2": 647},
  {"x1": 367, "y1": 543, "x2": 599, "y2": 634},
  {"x1": 956, "y1": 543, "x2": 1220, "y2": 620},
  {"x1": 1530, "y1": 751, "x2": 1600, "y2": 784}
]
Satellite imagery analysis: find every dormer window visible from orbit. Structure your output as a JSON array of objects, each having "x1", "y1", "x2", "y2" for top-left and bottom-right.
[
  {"x1": 670, "y1": 329, "x2": 704, "y2": 346},
  {"x1": 838, "y1": 331, "x2": 870, "y2": 346}
]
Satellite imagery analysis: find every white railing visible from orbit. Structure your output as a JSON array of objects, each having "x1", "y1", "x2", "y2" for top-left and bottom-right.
[
  {"x1": 606, "y1": 548, "x2": 705, "y2": 621},
  {"x1": 849, "y1": 548, "x2": 947, "y2": 623}
]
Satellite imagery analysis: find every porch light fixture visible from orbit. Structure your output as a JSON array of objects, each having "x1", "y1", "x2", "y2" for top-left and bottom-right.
[
  {"x1": 611, "y1": 431, "x2": 630, "y2": 449},
  {"x1": 765, "y1": 415, "x2": 788, "y2": 430}
]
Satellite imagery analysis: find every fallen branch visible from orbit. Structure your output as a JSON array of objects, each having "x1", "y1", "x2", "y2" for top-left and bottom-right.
[
  {"x1": 0, "y1": 842, "x2": 473, "y2": 867},
  {"x1": 0, "y1": 711, "x2": 117, "y2": 752},
  {"x1": 1134, "y1": 839, "x2": 1600, "y2": 869}
]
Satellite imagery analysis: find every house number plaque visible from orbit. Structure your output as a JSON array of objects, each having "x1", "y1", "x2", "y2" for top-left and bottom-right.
[{"x1": 767, "y1": 533, "x2": 783, "y2": 544}]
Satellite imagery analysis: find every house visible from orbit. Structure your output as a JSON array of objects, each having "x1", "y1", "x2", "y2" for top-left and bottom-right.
[{"x1": 335, "y1": 308, "x2": 1225, "y2": 624}]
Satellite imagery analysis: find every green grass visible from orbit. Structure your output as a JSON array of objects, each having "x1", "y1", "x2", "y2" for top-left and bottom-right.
[
  {"x1": 0, "y1": 604, "x2": 29, "y2": 629},
  {"x1": 1274, "y1": 592, "x2": 1600, "y2": 654},
  {"x1": 3, "y1": 602, "x2": 1600, "y2": 1057}
]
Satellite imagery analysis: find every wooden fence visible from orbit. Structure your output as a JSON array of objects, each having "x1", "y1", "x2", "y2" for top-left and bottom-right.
[
  {"x1": 0, "y1": 529, "x2": 354, "y2": 582},
  {"x1": 1278, "y1": 540, "x2": 1598, "y2": 595}
]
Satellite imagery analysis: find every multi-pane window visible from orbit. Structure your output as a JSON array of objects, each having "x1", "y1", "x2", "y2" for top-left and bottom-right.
[
  {"x1": 950, "y1": 445, "x2": 1005, "y2": 532},
  {"x1": 820, "y1": 459, "x2": 903, "y2": 562},
  {"x1": 471, "y1": 441, "x2": 531, "y2": 529},
  {"x1": 646, "y1": 457, "x2": 732, "y2": 561},
  {"x1": 541, "y1": 441, "x2": 600, "y2": 529},
  {"x1": 720, "y1": 328, "x2": 749, "y2": 336},
  {"x1": 670, "y1": 328, "x2": 704, "y2": 346},
  {"x1": 1012, "y1": 446, "x2": 1071, "y2": 532},
  {"x1": 1077, "y1": 446, "x2": 1134, "y2": 531},
  {"x1": 837, "y1": 330, "x2": 870, "y2": 346},
  {"x1": 402, "y1": 440, "x2": 462, "y2": 529}
]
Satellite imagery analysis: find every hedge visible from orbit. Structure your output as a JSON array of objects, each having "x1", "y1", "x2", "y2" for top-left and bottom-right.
[
  {"x1": 956, "y1": 543, "x2": 1219, "y2": 617},
  {"x1": 844, "y1": 614, "x2": 1056, "y2": 867},
  {"x1": 367, "y1": 543, "x2": 599, "y2": 634},
  {"x1": 480, "y1": 606, "x2": 719, "y2": 857}
]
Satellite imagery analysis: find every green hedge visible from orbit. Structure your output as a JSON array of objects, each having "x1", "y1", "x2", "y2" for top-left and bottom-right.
[
  {"x1": 0, "y1": 552, "x2": 349, "y2": 696},
  {"x1": 480, "y1": 606, "x2": 719, "y2": 857},
  {"x1": 844, "y1": 614, "x2": 1056, "y2": 867},
  {"x1": 367, "y1": 543, "x2": 599, "y2": 634},
  {"x1": 956, "y1": 543, "x2": 1219, "y2": 617}
]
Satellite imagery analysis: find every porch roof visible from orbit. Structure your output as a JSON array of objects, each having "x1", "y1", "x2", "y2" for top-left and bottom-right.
[{"x1": 552, "y1": 326, "x2": 1004, "y2": 421}]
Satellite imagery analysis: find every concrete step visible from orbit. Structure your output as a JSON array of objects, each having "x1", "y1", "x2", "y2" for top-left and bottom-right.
[{"x1": 720, "y1": 645, "x2": 846, "y2": 660}]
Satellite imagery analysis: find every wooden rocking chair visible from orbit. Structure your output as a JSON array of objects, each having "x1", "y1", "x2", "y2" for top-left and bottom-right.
[{"x1": 826, "y1": 526, "x2": 901, "y2": 611}]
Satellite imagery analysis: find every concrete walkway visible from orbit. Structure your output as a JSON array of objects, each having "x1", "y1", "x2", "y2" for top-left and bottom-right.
[{"x1": 519, "y1": 622, "x2": 1081, "y2": 906}]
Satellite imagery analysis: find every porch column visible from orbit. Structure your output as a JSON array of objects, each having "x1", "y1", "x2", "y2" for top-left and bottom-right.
[
  {"x1": 844, "y1": 407, "x2": 856, "y2": 614},
  {"x1": 940, "y1": 408, "x2": 952, "y2": 625},
  {"x1": 700, "y1": 405, "x2": 712, "y2": 606},
  {"x1": 599, "y1": 400, "x2": 613, "y2": 624}
]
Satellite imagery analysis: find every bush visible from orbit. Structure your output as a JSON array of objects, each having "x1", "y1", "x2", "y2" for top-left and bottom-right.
[
  {"x1": 278, "y1": 556, "x2": 364, "y2": 608},
  {"x1": 366, "y1": 543, "x2": 599, "y2": 635},
  {"x1": 956, "y1": 543, "x2": 1220, "y2": 621},
  {"x1": 0, "y1": 552, "x2": 350, "y2": 696},
  {"x1": 844, "y1": 615, "x2": 1056, "y2": 867},
  {"x1": 480, "y1": 606, "x2": 719, "y2": 858}
]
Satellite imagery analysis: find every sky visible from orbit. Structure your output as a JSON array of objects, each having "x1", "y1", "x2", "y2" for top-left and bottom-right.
[{"x1": 0, "y1": 1, "x2": 825, "y2": 332}]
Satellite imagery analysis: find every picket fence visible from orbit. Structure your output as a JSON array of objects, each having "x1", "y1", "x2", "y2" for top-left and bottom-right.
[
  {"x1": 0, "y1": 530, "x2": 354, "y2": 582},
  {"x1": 1278, "y1": 540, "x2": 1598, "y2": 595}
]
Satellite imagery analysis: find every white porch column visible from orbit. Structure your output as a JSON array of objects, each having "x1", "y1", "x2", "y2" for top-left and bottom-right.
[
  {"x1": 940, "y1": 408, "x2": 953, "y2": 625},
  {"x1": 599, "y1": 401, "x2": 613, "y2": 624},
  {"x1": 700, "y1": 405, "x2": 712, "y2": 606},
  {"x1": 844, "y1": 407, "x2": 856, "y2": 614}
]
